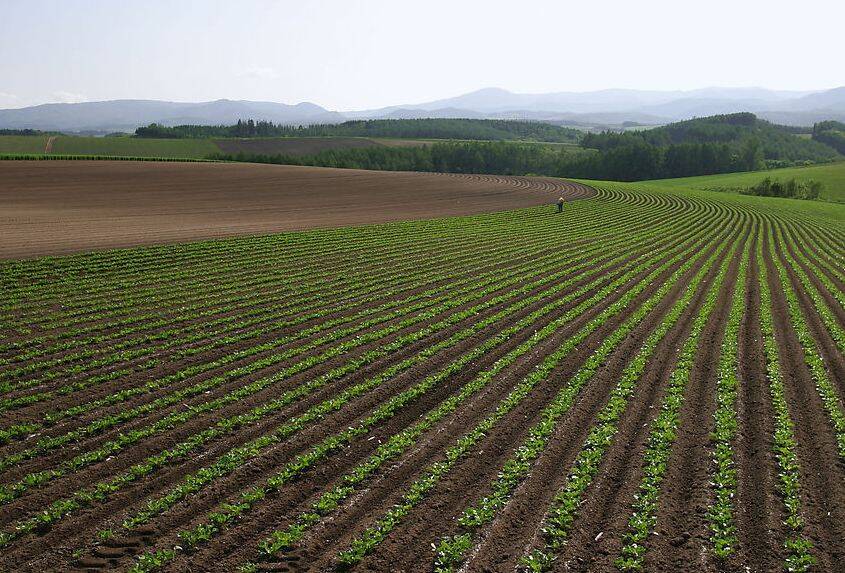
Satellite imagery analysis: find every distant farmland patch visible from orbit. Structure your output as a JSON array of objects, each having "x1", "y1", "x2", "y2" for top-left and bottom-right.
[
  {"x1": 0, "y1": 135, "x2": 433, "y2": 159},
  {"x1": 51, "y1": 136, "x2": 219, "y2": 158},
  {"x1": 213, "y1": 137, "x2": 392, "y2": 157},
  {"x1": 0, "y1": 135, "x2": 49, "y2": 154}
]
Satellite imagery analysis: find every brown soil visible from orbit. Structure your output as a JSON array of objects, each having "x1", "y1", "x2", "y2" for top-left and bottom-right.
[{"x1": 0, "y1": 161, "x2": 587, "y2": 259}]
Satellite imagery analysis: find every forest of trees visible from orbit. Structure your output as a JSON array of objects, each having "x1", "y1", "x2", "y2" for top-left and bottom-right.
[
  {"x1": 210, "y1": 142, "x2": 578, "y2": 176},
  {"x1": 134, "y1": 118, "x2": 581, "y2": 143},
  {"x1": 208, "y1": 137, "x2": 772, "y2": 182},
  {"x1": 812, "y1": 120, "x2": 845, "y2": 154}
]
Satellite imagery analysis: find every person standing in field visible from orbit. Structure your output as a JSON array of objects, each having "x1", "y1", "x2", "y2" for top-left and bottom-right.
[{"x1": 557, "y1": 197, "x2": 564, "y2": 213}]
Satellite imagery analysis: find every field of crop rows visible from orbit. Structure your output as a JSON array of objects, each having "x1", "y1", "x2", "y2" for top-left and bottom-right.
[{"x1": 1, "y1": 179, "x2": 843, "y2": 573}]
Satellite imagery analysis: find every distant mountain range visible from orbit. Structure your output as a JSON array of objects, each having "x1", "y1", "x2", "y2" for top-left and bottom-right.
[
  {"x1": 348, "y1": 86, "x2": 845, "y2": 127},
  {"x1": 0, "y1": 99, "x2": 343, "y2": 133},
  {"x1": 2, "y1": 86, "x2": 844, "y2": 132}
]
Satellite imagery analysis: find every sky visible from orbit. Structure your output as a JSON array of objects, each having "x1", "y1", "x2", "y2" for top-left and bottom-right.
[{"x1": 1, "y1": 0, "x2": 842, "y2": 111}]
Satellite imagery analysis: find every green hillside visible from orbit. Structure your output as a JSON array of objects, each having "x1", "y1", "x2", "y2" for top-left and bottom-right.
[{"x1": 642, "y1": 161, "x2": 845, "y2": 202}]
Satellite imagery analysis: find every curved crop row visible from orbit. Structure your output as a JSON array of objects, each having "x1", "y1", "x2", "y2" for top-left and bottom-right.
[
  {"x1": 344, "y1": 218, "x2": 734, "y2": 572},
  {"x1": 0, "y1": 209, "x2": 669, "y2": 546}
]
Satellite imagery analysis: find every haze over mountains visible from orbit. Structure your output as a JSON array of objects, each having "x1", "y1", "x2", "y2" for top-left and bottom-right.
[{"x1": 2, "y1": 86, "x2": 844, "y2": 133}]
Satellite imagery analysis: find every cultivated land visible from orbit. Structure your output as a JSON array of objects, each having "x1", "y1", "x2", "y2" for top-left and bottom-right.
[
  {"x1": 0, "y1": 161, "x2": 587, "y2": 259},
  {"x1": 0, "y1": 135, "x2": 50, "y2": 154},
  {"x1": 0, "y1": 168, "x2": 843, "y2": 573},
  {"x1": 214, "y1": 137, "x2": 431, "y2": 156},
  {"x1": 0, "y1": 135, "x2": 433, "y2": 160}
]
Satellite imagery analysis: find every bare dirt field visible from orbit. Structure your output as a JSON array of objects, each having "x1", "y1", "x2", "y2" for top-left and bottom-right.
[{"x1": 0, "y1": 160, "x2": 589, "y2": 258}]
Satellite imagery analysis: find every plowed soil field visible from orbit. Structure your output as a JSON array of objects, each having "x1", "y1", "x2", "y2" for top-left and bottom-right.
[
  {"x1": 0, "y1": 161, "x2": 586, "y2": 259},
  {"x1": 0, "y1": 172, "x2": 844, "y2": 573}
]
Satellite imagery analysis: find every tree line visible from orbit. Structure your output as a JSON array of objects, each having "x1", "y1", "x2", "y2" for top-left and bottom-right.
[
  {"x1": 208, "y1": 138, "x2": 774, "y2": 182},
  {"x1": 134, "y1": 118, "x2": 581, "y2": 142},
  {"x1": 0, "y1": 129, "x2": 53, "y2": 136}
]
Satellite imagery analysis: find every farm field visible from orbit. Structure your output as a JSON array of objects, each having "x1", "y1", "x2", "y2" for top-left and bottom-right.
[
  {"x1": 0, "y1": 135, "x2": 50, "y2": 154},
  {"x1": 0, "y1": 135, "x2": 436, "y2": 160},
  {"x1": 0, "y1": 161, "x2": 588, "y2": 259},
  {"x1": 0, "y1": 172, "x2": 843, "y2": 573},
  {"x1": 214, "y1": 137, "x2": 433, "y2": 156}
]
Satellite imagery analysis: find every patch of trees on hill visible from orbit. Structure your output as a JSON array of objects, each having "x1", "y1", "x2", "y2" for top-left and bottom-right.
[
  {"x1": 134, "y1": 118, "x2": 581, "y2": 143},
  {"x1": 743, "y1": 177, "x2": 823, "y2": 200},
  {"x1": 812, "y1": 120, "x2": 845, "y2": 154},
  {"x1": 583, "y1": 113, "x2": 839, "y2": 166},
  {"x1": 709, "y1": 177, "x2": 824, "y2": 201}
]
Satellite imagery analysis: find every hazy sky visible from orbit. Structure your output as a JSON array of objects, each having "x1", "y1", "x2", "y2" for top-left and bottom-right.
[{"x1": 1, "y1": 0, "x2": 842, "y2": 110}]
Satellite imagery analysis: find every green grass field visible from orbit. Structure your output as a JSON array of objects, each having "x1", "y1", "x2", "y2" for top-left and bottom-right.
[
  {"x1": 643, "y1": 161, "x2": 845, "y2": 203},
  {"x1": 50, "y1": 136, "x2": 220, "y2": 158},
  {"x1": 0, "y1": 135, "x2": 50, "y2": 154}
]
